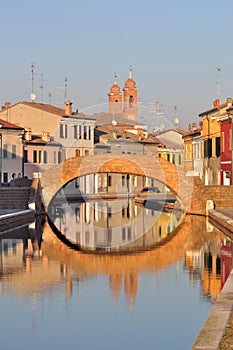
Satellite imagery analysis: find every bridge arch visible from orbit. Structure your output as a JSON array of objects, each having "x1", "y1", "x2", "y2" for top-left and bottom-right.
[{"x1": 39, "y1": 154, "x2": 207, "y2": 215}]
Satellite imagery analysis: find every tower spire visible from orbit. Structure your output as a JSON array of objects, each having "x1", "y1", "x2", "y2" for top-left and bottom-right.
[
  {"x1": 129, "y1": 66, "x2": 132, "y2": 79},
  {"x1": 114, "y1": 72, "x2": 117, "y2": 85}
]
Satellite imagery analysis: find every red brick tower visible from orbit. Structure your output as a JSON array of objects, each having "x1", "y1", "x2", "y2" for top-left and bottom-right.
[
  {"x1": 123, "y1": 68, "x2": 138, "y2": 121},
  {"x1": 108, "y1": 73, "x2": 122, "y2": 114}
]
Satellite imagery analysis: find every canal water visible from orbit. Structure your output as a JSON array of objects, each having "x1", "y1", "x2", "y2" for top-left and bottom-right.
[{"x1": 0, "y1": 200, "x2": 232, "y2": 350}]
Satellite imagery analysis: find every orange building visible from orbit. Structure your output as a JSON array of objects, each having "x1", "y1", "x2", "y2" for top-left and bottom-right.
[{"x1": 199, "y1": 98, "x2": 233, "y2": 185}]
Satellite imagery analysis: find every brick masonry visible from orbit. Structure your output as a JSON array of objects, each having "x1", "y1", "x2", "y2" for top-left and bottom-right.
[
  {"x1": 37, "y1": 154, "x2": 233, "y2": 216},
  {"x1": 0, "y1": 188, "x2": 32, "y2": 209}
]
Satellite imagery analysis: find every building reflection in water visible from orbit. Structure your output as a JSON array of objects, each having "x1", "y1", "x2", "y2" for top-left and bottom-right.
[
  {"x1": 0, "y1": 213, "x2": 232, "y2": 322},
  {"x1": 184, "y1": 237, "x2": 233, "y2": 301},
  {"x1": 48, "y1": 199, "x2": 183, "y2": 251}
]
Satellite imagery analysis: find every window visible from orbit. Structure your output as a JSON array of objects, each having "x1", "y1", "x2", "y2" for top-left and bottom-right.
[
  {"x1": 74, "y1": 125, "x2": 77, "y2": 139},
  {"x1": 33, "y1": 150, "x2": 37, "y2": 163},
  {"x1": 129, "y1": 95, "x2": 133, "y2": 108},
  {"x1": 24, "y1": 150, "x2": 28, "y2": 163},
  {"x1": 3, "y1": 144, "x2": 8, "y2": 159},
  {"x1": 60, "y1": 124, "x2": 64, "y2": 138},
  {"x1": 216, "y1": 137, "x2": 220, "y2": 157},
  {"x1": 178, "y1": 154, "x2": 181, "y2": 165},
  {"x1": 204, "y1": 139, "x2": 212, "y2": 158},
  {"x1": 60, "y1": 124, "x2": 67, "y2": 138},
  {"x1": 84, "y1": 126, "x2": 89, "y2": 140},
  {"x1": 122, "y1": 175, "x2": 125, "y2": 186},
  {"x1": 74, "y1": 125, "x2": 81, "y2": 139},
  {"x1": 3, "y1": 172, "x2": 8, "y2": 183},
  {"x1": 166, "y1": 153, "x2": 170, "y2": 162},
  {"x1": 38, "y1": 150, "x2": 42, "y2": 163},
  {"x1": 12, "y1": 145, "x2": 16, "y2": 159},
  {"x1": 122, "y1": 228, "x2": 126, "y2": 241},
  {"x1": 58, "y1": 151, "x2": 62, "y2": 163},
  {"x1": 43, "y1": 151, "x2": 47, "y2": 164},
  {"x1": 159, "y1": 226, "x2": 162, "y2": 237},
  {"x1": 108, "y1": 175, "x2": 112, "y2": 187},
  {"x1": 172, "y1": 154, "x2": 175, "y2": 164}
]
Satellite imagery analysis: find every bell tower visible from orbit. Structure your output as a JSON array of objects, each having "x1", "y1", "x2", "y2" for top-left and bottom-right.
[
  {"x1": 123, "y1": 68, "x2": 138, "y2": 121},
  {"x1": 108, "y1": 73, "x2": 122, "y2": 114}
]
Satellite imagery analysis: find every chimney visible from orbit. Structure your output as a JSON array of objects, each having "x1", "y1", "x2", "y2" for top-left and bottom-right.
[
  {"x1": 42, "y1": 131, "x2": 50, "y2": 142},
  {"x1": 138, "y1": 128, "x2": 143, "y2": 141},
  {"x1": 191, "y1": 122, "x2": 197, "y2": 132},
  {"x1": 64, "y1": 100, "x2": 73, "y2": 116},
  {"x1": 24, "y1": 128, "x2": 32, "y2": 141},
  {"x1": 226, "y1": 97, "x2": 233, "y2": 108},
  {"x1": 2, "y1": 102, "x2": 11, "y2": 111},
  {"x1": 113, "y1": 130, "x2": 117, "y2": 139},
  {"x1": 213, "y1": 99, "x2": 220, "y2": 108}
]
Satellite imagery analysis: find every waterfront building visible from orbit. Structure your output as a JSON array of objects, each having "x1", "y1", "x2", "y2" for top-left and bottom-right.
[
  {"x1": 0, "y1": 101, "x2": 96, "y2": 159},
  {"x1": 23, "y1": 129, "x2": 64, "y2": 179},
  {"x1": 182, "y1": 123, "x2": 203, "y2": 178},
  {"x1": 94, "y1": 123, "x2": 163, "y2": 156},
  {"x1": 0, "y1": 118, "x2": 24, "y2": 184},
  {"x1": 218, "y1": 110, "x2": 232, "y2": 185},
  {"x1": 199, "y1": 98, "x2": 233, "y2": 185},
  {"x1": 156, "y1": 129, "x2": 185, "y2": 167}
]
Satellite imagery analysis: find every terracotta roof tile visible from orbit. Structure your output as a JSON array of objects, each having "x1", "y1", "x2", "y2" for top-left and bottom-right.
[
  {"x1": 21, "y1": 101, "x2": 66, "y2": 116},
  {"x1": 0, "y1": 118, "x2": 24, "y2": 130}
]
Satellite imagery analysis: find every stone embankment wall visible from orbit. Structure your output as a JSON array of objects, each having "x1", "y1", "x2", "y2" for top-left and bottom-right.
[{"x1": 0, "y1": 188, "x2": 32, "y2": 209}]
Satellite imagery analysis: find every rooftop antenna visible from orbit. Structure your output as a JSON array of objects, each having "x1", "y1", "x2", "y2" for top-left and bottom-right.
[
  {"x1": 30, "y1": 63, "x2": 36, "y2": 102},
  {"x1": 216, "y1": 67, "x2": 222, "y2": 101},
  {"x1": 64, "y1": 77, "x2": 68, "y2": 101},
  {"x1": 39, "y1": 73, "x2": 45, "y2": 103},
  {"x1": 48, "y1": 92, "x2": 52, "y2": 104},
  {"x1": 149, "y1": 98, "x2": 164, "y2": 133},
  {"x1": 173, "y1": 105, "x2": 180, "y2": 128}
]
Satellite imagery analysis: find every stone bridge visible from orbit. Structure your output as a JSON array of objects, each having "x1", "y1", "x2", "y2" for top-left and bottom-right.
[{"x1": 36, "y1": 154, "x2": 233, "y2": 216}]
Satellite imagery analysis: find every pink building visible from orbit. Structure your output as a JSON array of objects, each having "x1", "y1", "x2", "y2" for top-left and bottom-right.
[{"x1": 23, "y1": 130, "x2": 64, "y2": 179}]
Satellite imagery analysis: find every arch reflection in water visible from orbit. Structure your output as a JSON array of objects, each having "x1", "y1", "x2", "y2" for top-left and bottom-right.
[{"x1": 49, "y1": 198, "x2": 183, "y2": 251}]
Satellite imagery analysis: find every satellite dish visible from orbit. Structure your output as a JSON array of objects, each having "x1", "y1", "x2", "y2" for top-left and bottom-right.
[
  {"x1": 174, "y1": 118, "x2": 179, "y2": 126},
  {"x1": 112, "y1": 119, "x2": 117, "y2": 126},
  {"x1": 30, "y1": 93, "x2": 36, "y2": 101}
]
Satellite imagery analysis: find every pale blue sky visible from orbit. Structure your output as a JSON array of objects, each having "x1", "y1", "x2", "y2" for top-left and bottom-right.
[{"x1": 1, "y1": 0, "x2": 233, "y2": 128}]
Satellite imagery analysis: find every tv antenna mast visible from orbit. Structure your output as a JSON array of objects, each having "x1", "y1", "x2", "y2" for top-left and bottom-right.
[
  {"x1": 64, "y1": 77, "x2": 68, "y2": 100},
  {"x1": 30, "y1": 63, "x2": 36, "y2": 102},
  {"x1": 216, "y1": 67, "x2": 222, "y2": 101},
  {"x1": 173, "y1": 105, "x2": 180, "y2": 128},
  {"x1": 39, "y1": 73, "x2": 46, "y2": 103},
  {"x1": 149, "y1": 98, "x2": 164, "y2": 133}
]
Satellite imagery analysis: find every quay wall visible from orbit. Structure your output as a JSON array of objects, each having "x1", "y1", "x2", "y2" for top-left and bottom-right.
[{"x1": 0, "y1": 187, "x2": 32, "y2": 210}]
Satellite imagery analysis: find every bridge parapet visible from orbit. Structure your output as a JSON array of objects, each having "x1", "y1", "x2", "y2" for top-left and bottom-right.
[{"x1": 35, "y1": 154, "x2": 233, "y2": 216}]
